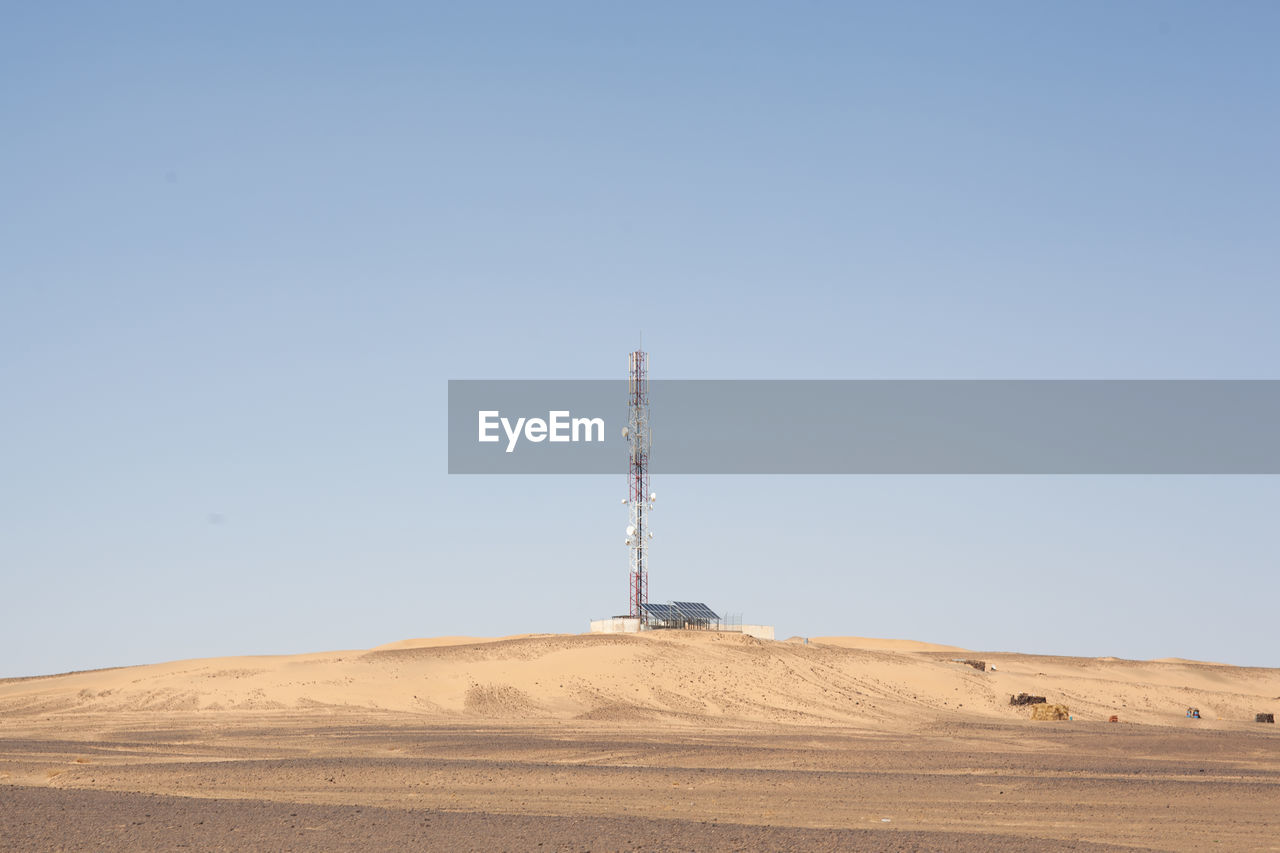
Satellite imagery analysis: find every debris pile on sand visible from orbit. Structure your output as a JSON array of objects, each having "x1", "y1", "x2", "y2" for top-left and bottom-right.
[
  {"x1": 1257, "y1": 712, "x2": 1275, "y2": 723},
  {"x1": 1030, "y1": 703, "x2": 1071, "y2": 721},
  {"x1": 1010, "y1": 693, "x2": 1047, "y2": 706}
]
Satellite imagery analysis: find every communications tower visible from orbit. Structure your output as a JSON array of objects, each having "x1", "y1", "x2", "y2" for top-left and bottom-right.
[{"x1": 624, "y1": 349, "x2": 653, "y2": 621}]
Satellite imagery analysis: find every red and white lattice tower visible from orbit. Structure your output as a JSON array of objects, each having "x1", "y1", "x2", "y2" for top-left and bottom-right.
[{"x1": 624, "y1": 350, "x2": 653, "y2": 621}]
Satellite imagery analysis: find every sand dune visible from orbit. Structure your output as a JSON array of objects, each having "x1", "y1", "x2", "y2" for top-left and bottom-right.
[
  {"x1": 368, "y1": 634, "x2": 550, "y2": 652},
  {"x1": 2, "y1": 632, "x2": 1275, "y2": 728},
  {"x1": 5, "y1": 633, "x2": 1279, "y2": 851},
  {"x1": 1151, "y1": 656, "x2": 1232, "y2": 666},
  {"x1": 810, "y1": 636, "x2": 971, "y2": 653}
]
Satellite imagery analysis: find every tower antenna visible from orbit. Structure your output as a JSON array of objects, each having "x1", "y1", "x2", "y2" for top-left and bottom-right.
[{"x1": 625, "y1": 348, "x2": 651, "y2": 622}]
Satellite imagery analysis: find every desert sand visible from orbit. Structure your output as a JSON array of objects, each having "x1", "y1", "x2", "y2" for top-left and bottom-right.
[{"x1": 2, "y1": 632, "x2": 1277, "y2": 851}]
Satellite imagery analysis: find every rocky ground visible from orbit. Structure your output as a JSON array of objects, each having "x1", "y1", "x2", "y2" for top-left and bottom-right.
[{"x1": 2, "y1": 713, "x2": 1277, "y2": 851}]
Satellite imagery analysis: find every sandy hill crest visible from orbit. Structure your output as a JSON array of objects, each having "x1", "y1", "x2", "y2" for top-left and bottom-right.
[{"x1": 1, "y1": 632, "x2": 1276, "y2": 729}]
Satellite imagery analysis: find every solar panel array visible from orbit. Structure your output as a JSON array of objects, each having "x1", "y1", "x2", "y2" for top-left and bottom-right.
[
  {"x1": 641, "y1": 601, "x2": 720, "y2": 623},
  {"x1": 641, "y1": 603, "x2": 679, "y2": 622},
  {"x1": 673, "y1": 601, "x2": 720, "y2": 621}
]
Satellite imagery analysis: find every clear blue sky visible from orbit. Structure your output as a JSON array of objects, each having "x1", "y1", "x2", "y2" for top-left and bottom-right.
[{"x1": 3, "y1": 2, "x2": 1277, "y2": 676}]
